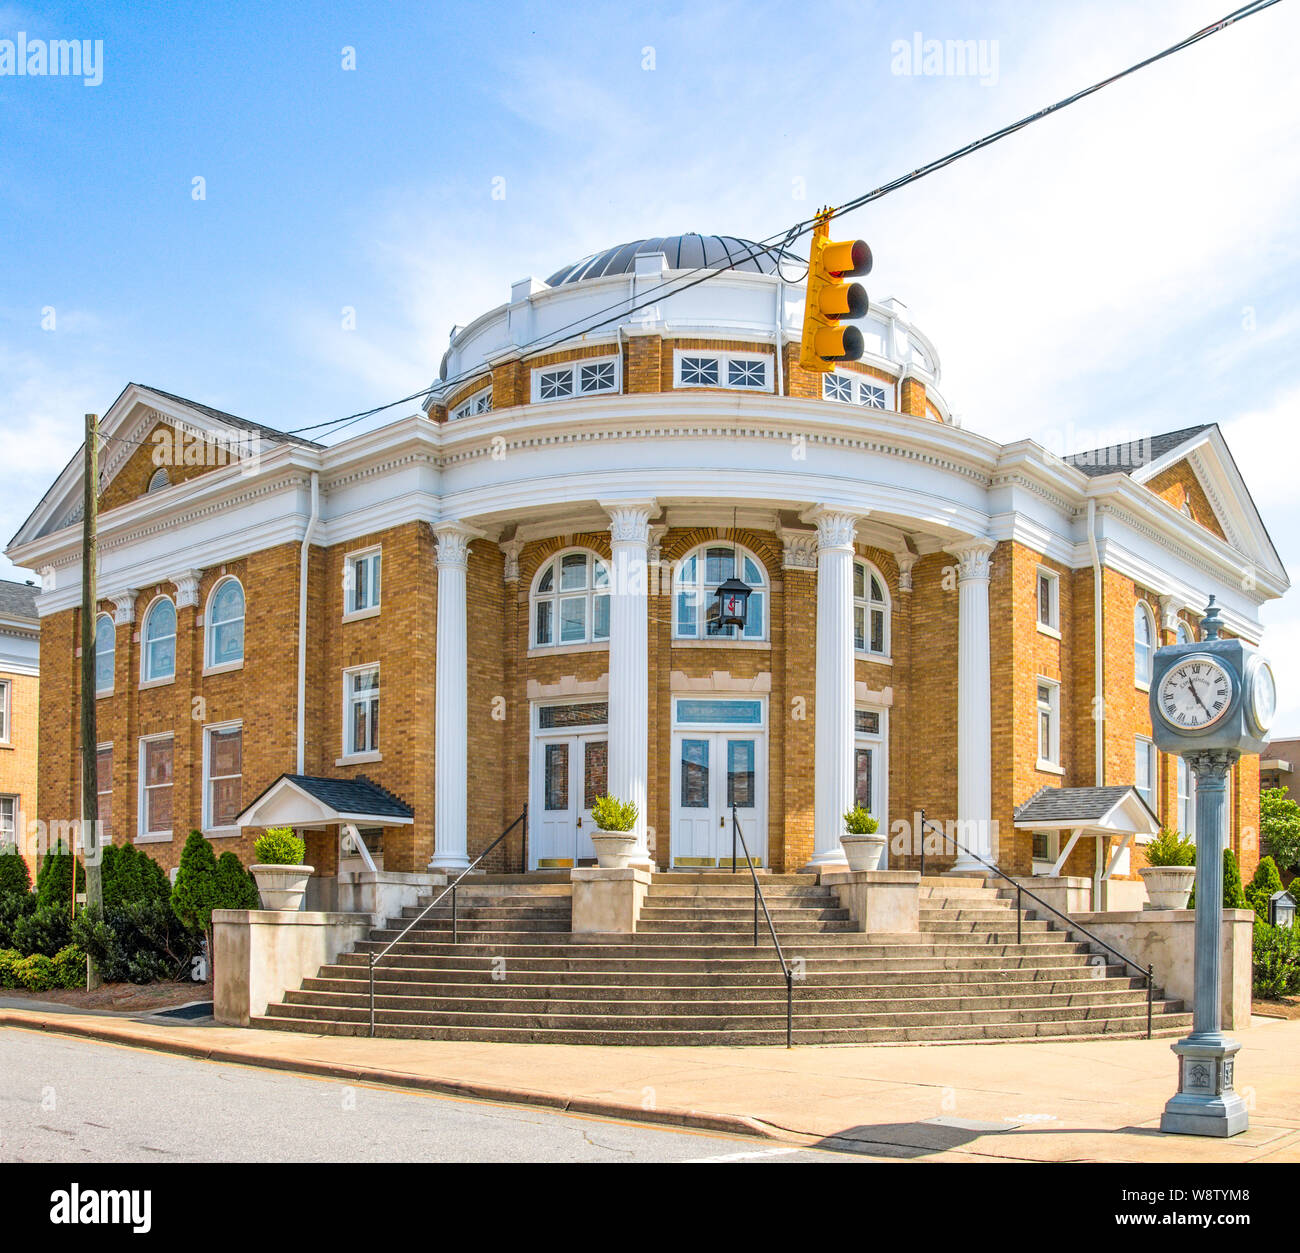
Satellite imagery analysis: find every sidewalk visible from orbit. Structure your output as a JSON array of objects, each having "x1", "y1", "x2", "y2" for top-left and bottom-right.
[{"x1": 2, "y1": 1001, "x2": 1297, "y2": 1161}]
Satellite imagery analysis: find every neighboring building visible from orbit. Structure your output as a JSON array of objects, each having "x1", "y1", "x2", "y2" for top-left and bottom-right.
[
  {"x1": 1260, "y1": 737, "x2": 1300, "y2": 794},
  {"x1": 0, "y1": 580, "x2": 40, "y2": 880},
  {"x1": 5, "y1": 234, "x2": 1288, "y2": 905}
]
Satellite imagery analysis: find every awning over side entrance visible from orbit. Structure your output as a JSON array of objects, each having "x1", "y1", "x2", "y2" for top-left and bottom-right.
[
  {"x1": 1013, "y1": 784, "x2": 1160, "y2": 881},
  {"x1": 236, "y1": 773, "x2": 414, "y2": 830}
]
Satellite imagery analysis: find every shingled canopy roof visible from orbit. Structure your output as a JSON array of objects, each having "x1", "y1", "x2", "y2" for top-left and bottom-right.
[
  {"x1": 237, "y1": 774, "x2": 413, "y2": 829},
  {"x1": 1014, "y1": 785, "x2": 1159, "y2": 834}
]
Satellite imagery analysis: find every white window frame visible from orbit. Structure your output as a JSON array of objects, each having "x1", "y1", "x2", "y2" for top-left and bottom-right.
[
  {"x1": 94, "y1": 612, "x2": 116, "y2": 695},
  {"x1": 0, "y1": 793, "x2": 16, "y2": 844},
  {"x1": 0, "y1": 677, "x2": 9, "y2": 744},
  {"x1": 449, "y1": 385, "x2": 493, "y2": 420},
  {"x1": 96, "y1": 743, "x2": 112, "y2": 845},
  {"x1": 853, "y1": 705, "x2": 889, "y2": 837},
  {"x1": 341, "y1": 663, "x2": 381, "y2": 762},
  {"x1": 1177, "y1": 755, "x2": 1197, "y2": 839},
  {"x1": 202, "y1": 720, "x2": 243, "y2": 836},
  {"x1": 1176, "y1": 621, "x2": 1195, "y2": 645},
  {"x1": 137, "y1": 733, "x2": 175, "y2": 843},
  {"x1": 140, "y1": 595, "x2": 177, "y2": 685},
  {"x1": 1135, "y1": 736, "x2": 1157, "y2": 812},
  {"x1": 204, "y1": 576, "x2": 246, "y2": 672},
  {"x1": 1036, "y1": 567, "x2": 1060, "y2": 635},
  {"x1": 1031, "y1": 829, "x2": 1061, "y2": 874},
  {"x1": 673, "y1": 349, "x2": 773, "y2": 393},
  {"x1": 344, "y1": 546, "x2": 383, "y2": 621},
  {"x1": 1036, "y1": 678, "x2": 1062, "y2": 771},
  {"x1": 531, "y1": 355, "x2": 621, "y2": 404},
  {"x1": 671, "y1": 543, "x2": 769, "y2": 643},
  {"x1": 530, "y1": 549, "x2": 610, "y2": 650},
  {"x1": 1134, "y1": 600, "x2": 1155, "y2": 689},
  {"x1": 853, "y1": 559, "x2": 890, "y2": 658},
  {"x1": 822, "y1": 370, "x2": 888, "y2": 409}
]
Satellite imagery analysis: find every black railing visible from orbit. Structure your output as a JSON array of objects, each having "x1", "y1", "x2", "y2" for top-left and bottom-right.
[
  {"x1": 368, "y1": 805, "x2": 528, "y2": 1037},
  {"x1": 730, "y1": 805, "x2": 795, "y2": 1048},
  {"x1": 916, "y1": 808, "x2": 1154, "y2": 1038}
]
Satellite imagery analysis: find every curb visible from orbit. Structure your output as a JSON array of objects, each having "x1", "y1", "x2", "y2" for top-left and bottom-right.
[{"x1": 0, "y1": 1010, "x2": 782, "y2": 1143}]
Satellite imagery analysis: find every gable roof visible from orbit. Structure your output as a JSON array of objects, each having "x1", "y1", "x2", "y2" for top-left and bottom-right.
[
  {"x1": 1014, "y1": 784, "x2": 1160, "y2": 832},
  {"x1": 1064, "y1": 424, "x2": 1212, "y2": 477},
  {"x1": 236, "y1": 773, "x2": 414, "y2": 828},
  {"x1": 0, "y1": 580, "x2": 39, "y2": 622},
  {"x1": 131, "y1": 385, "x2": 323, "y2": 451}
]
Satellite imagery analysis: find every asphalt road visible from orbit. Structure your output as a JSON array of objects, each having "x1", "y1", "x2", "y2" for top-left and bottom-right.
[{"x1": 0, "y1": 1029, "x2": 847, "y2": 1164}]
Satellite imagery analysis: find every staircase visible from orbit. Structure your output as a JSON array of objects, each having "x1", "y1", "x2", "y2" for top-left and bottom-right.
[{"x1": 255, "y1": 873, "x2": 1191, "y2": 1045}]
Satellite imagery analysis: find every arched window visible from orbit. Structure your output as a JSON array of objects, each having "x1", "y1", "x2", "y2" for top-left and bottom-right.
[
  {"x1": 142, "y1": 597, "x2": 177, "y2": 682},
  {"x1": 854, "y1": 560, "x2": 890, "y2": 656},
  {"x1": 1176, "y1": 621, "x2": 1194, "y2": 646},
  {"x1": 94, "y1": 613, "x2": 115, "y2": 694},
  {"x1": 206, "y1": 577, "x2": 245, "y2": 668},
  {"x1": 531, "y1": 550, "x2": 609, "y2": 647},
  {"x1": 1134, "y1": 601, "x2": 1155, "y2": 687},
  {"x1": 673, "y1": 544, "x2": 768, "y2": 641},
  {"x1": 146, "y1": 467, "x2": 170, "y2": 493}
]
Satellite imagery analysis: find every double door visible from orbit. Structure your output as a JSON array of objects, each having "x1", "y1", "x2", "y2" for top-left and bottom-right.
[
  {"x1": 532, "y1": 733, "x2": 607, "y2": 868},
  {"x1": 671, "y1": 731, "x2": 766, "y2": 867}
]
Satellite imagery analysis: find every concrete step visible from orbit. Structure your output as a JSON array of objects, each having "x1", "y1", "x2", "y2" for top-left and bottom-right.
[
  {"x1": 637, "y1": 905, "x2": 847, "y2": 920},
  {"x1": 650, "y1": 872, "x2": 818, "y2": 885}
]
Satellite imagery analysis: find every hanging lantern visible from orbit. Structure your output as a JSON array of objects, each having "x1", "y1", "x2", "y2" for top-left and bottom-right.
[{"x1": 711, "y1": 573, "x2": 752, "y2": 633}]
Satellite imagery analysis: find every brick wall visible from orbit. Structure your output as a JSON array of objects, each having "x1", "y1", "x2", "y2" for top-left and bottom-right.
[{"x1": 1, "y1": 668, "x2": 40, "y2": 879}]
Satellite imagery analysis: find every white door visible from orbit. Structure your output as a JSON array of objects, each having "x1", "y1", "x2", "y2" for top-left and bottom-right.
[
  {"x1": 671, "y1": 729, "x2": 766, "y2": 867},
  {"x1": 532, "y1": 733, "x2": 606, "y2": 868}
]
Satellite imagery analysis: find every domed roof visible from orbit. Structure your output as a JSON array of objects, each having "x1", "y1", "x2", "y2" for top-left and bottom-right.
[{"x1": 546, "y1": 234, "x2": 797, "y2": 286}]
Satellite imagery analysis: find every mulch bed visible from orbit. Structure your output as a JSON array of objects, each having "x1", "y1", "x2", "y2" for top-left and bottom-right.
[
  {"x1": 1253, "y1": 994, "x2": 1300, "y2": 1020},
  {"x1": 7, "y1": 980, "x2": 211, "y2": 1013}
]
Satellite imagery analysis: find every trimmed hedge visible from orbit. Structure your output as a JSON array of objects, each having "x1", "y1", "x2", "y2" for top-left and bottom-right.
[{"x1": 1253, "y1": 923, "x2": 1300, "y2": 999}]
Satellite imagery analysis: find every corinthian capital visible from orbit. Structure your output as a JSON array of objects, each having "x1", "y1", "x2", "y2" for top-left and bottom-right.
[
  {"x1": 602, "y1": 499, "x2": 656, "y2": 547},
  {"x1": 947, "y1": 539, "x2": 996, "y2": 582},
  {"x1": 433, "y1": 523, "x2": 474, "y2": 568},
  {"x1": 805, "y1": 506, "x2": 862, "y2": 552}
]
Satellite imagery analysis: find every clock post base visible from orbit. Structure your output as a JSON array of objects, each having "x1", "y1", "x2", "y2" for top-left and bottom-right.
[{"x1": 1160, "y1": 1036, "x2": 1249, "y2": 1138}]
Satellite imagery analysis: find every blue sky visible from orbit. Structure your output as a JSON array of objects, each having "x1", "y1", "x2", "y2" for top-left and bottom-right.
[{"x1": 2, "y1": 0, "x2": 1298, "y2": 723}]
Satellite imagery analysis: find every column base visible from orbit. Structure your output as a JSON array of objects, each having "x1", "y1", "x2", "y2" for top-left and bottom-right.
[
  {"x1": 427, "y1": 854, "x2": 471, "y2": 873},
  {"x1": 1160, "y1": 1035, "x2": 1249, "y2": 1138}
]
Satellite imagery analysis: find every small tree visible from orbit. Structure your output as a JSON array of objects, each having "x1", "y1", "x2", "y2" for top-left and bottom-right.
[
  {"x1": 1260, "y1": 787, "x2": 1300, "y2": 873},
  {"x1": 0, "y1": 845, "x2": 32, "y2": 898},
  {"x1": 170, "y1": 831, "x2": 220, "y2": 970},
  {"x1": 34, "y1": 842, "x2": 84, "y2": 912},
  {"x1": 215, "y1": 852, "x2": 260, "y2": 911},
  {"x1": 1189, "y1": 847, "x2": 1250, "y2": 911},
  {"x1": 1247, "y1": 856, "x2": 1284, "y2": 924}
]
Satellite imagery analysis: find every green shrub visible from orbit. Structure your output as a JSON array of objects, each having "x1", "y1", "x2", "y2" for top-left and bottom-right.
[
  {"x1": 253, "y1": 828, "x2": 306, "y2": 866},
  {"x1": 1247, "y1": 856, "x2": 1285, "y2": 924},
  {"x1": 0, "y1": 844, "x2": 32, "y2": 897},
  {"x1": 590, "y1": 795, "x2": 637, "y2": 832},
  {"x1": 1189, "y1": 848, "x2": 1250, "y2": 911},
  {"x1": 74, "y1": 898, "x2": 202, "y2": 984},
  {"x1": 99, "y1": 842, "x2": 170, "y2": 912},
  {"x1": 52, "y1": 944, "x2": 86, "y2": 989},
  {"x1": 0, "y1": 948, "x2": 22, "y2": 988},
  {"x1": 842, "y1": 806, "x2": 880, "y2": 834},
  {"x1": 33, "y1": 843, "x2": 84, "y2": 910},
  {"x1": 14, "y1": 953, "x2": 57, "y2": 992},
  {"x1": 1144, "y1": 828, "x2": 1196, "y2": 867},
  {"x1": 11, "y1": 904, "x2": 72, "y2": 957},
  {"x1": 0, "y1": 889, "x2": 36, "y2": 948},
  {"x1": 1252, "y1": 923, "x2": 1300, "y2": 999},
  {"x1": 1260, "y1": 786, "x2": 1300, "y2": 872},
  {"x1": 215, "y1": 852, "x2": 260, "y2": 910}
]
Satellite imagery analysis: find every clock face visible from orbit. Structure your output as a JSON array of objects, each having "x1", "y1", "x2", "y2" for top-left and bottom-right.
[
  {"x1": 1251, "y1": 660, "x2": 1277, "y2": 734},
  {"x1": 1157, "y1": 656, "x2": 1233, "y2": 731}
]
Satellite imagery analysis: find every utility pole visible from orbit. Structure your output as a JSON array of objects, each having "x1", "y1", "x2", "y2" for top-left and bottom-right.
[{"x1": 79, "y1": 412, "x2": 103, "y2": 989}]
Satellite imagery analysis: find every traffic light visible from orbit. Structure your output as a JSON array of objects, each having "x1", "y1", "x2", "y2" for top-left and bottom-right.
[{"x1": 799, "y1": 210, "x2": 871, "y2": 372}]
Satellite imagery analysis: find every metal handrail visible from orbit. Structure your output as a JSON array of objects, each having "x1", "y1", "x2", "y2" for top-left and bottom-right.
[
  {"x1": 916, "y1": 808, "x2": 1154, "y2": 1038},
  {"x1": 368, "y1": 805, "x2": 528, "y2": 1037},
  {"x1": 730, "y1": 805, "x2": 795, "y2": 1048}
]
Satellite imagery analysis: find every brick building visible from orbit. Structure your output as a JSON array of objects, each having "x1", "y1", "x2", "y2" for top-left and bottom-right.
[
  {"x1": 0, "y1": 580, "x2": 39, "y2": 880},
  {"x1": 5, "y1": 234, "x2": 1288, "y2": 905}
]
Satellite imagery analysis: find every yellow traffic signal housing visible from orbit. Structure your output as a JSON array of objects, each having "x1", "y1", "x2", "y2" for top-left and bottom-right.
[{"x1": 799, "y1": 212, "x2": 871, "y2": 372}]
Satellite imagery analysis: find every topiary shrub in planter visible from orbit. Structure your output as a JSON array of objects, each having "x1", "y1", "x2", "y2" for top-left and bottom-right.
[
  {"x1": 588, "y1": 796, "x2": 639, "y2": 869},
  {"x1": 1139, "y1": 829, "x2": 1196, "y2": 909},
  {"x1": 250, "y1": 827, "x2": 313, "y2": 911}
]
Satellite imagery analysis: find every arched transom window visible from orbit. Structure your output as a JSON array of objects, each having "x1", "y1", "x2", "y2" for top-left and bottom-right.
[
  {"x1": 673, "y1": 544, "x2": 768, "y2": 641},
  {"x1": 532, "y1": 550, "x2": 610, "y2": 647},
  {"x1": 854, "y1": 560, "x2": 889, "y2": 655},
  {"x1": 94, "y1": 613, "x2": 115, "y2": 694},
  {"x1": 206, "y1": 577, "x2": 246, "y2": 668},
  {"x1": 1134, "y1": 601, "x2": 1155, "y2": 687},
  {"x1": 142, "y1": 597, "x2": 177, "y2": 682}
]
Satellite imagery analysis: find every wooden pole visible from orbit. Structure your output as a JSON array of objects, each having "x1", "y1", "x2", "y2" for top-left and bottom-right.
[{"x1": 79, "y1": 412, "x2": 103, "y2": 989}]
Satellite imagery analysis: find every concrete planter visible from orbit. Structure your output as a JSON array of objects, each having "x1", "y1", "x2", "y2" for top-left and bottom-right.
[
  {"x1": 250, "y1": 864, "x2": 314, "y2": 912},
  {"x1": 1139, "y1": 865, "x2": 1196, "y2": 910},
  {"x1": 841, "y1": 832, "x2": 886, "y2": 872},
  {"x1": 590, "y1": 831, "x2": 638, "y2": 870}
]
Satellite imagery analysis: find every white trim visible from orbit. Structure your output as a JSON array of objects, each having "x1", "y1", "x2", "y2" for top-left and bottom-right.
[
  {"x1": 531, "y1": 355, "x2": 621, "y2": 404},
  {"x1": 671, "y1": 541, "x2": 769, "y2": 642},
  {"x1": 823, "y1": 370, "x2": 890, "y2": 411},
  {"x1": 94, "y1": 611, "x2": 116, "y2": 695},
  {"x1": 342, "y1": 662, "x2": 380, "y2": 758},
  {"x1": 530, "y1": 547, "x2": 610, "y2": 648},
  {"x1": 204, "y1": 574, "x2": 246, "y2": 671},
  {"x1": 0, "y1": 677, "x2": 9, "y2": 745},
  {"x1": 1035, "y1": 676, "x2": 1061, "y2": 770},
  {"x1": 1134, "y1": 735, "x2": 1157, "y2": 814},
  {"x1": 1035, "y1": 565, "x2": 1060, "y2": 633},
  {"x1": 673, "y1": 348, "x2": 773, "y2": 392},
  {"x1": 343, "y1": 544, "x2": 382, "y2": 619},
  {"x1": 448, "y1": 384, "x2": 493, "y2": 421},
  {"x1": 139, "y1": 593, "x2": 177, "y2": 684},
  {"x1": 137, "y1": 732, "x2": 175, "y2": 843},
  {"x1": 854, "y1": 703, "x2": 889, "y2": 860},
  {"x1": 201, "y1": 719, "x2": 243, "y2": 836},
  {"x1": 853, "y1": 557, "x2": 891, "y2": 658},
  {"x1": 1134, "y1": 599, "x2": 1156, "y2": 688}
]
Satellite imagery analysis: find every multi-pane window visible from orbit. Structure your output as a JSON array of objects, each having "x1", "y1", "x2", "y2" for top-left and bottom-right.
[
  {"x1": 1135, "y1": 737, "x2": 1156, "y2": 811},
  {"x1": 0, "y1": 795, "x2": 15, "y2": 844},
  {"x1": 822, "y1": 372, "x2": 888, "y2": 408},
  {"x1": 0, "y1": 678, "x2": 9, "y2": 742},
  {"x1": 204, "y1": 723, "x2": 243, "y2": 831},
  {"x1": 1176, "y1": 621, "x2": 1194, "y2": 645},
  {"x1": 345, "y1": 666, "x2": 380, "y2": 755},
  {"x1": 449, "y1": 386, "x2": 492, "y2": 420},
  {"x1": 532, "y1": 551, "x2": 610, "y2": 647},
  {"x1": 1037, "y1": 680, "x2": 1061, "y2": 767},
  {"x1": 1134, "y1": 602, "x2": 1155, "y2": 687},
  {"x1": 1037, "y1": 569, "x2": 1059, "y2": 631},
  {"x1": 675, "y1": 351, "x2": 771, "y2": 391},
  {"x1": 96, "y1": 745, "x2": 112, "y2": 843},
  {"x1": 206, "y1": 578, "x2": 245, "y2": 668},
  {"x1": 94, "y1": 613, "x2": 115, "y2": 693},
  {"x1": 854, "y1": 707, "x2": 884, "y2": 819},
  {"x1": 1178, "y1": 756, "x2": 1197, "y2": 839},
  {"x1": 533, "y1": 357, "x2": 619, "y2": 402},
  {"x1": 139, "y1": 735, "x2": 174, "y2": 839},
  {"x1": 672, "y1": 545, "x2": 767, "y2": 641},
  {"x1": 853, "y1": 561, "x2": 888, "y2": 655},
  {"x1": 345, "y1": 549, "x2": 382, "y2": 616},
  {"x1": 142, "y1": 598, "x2": 177, "y2": 682}
]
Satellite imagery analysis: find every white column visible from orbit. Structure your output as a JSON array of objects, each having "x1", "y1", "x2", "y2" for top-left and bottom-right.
[
  {"x1": 808, "y1": 508, "x2": 859, "y2": 867},
  {"x1": 430, "y1": 524, "x2": 473, "y2": 871},
  {"x1": 949, "y1": 539, "x2": 995, "y2": 872},
  {"x1": 604, "y1": 500, "x2": 655, "y2": 867}
]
